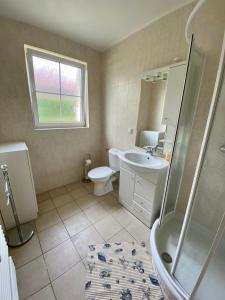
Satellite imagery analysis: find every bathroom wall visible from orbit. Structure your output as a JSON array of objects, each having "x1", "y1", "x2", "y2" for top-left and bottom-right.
[
  {"x1": 102, "y1": 0, "x2": 225, "y2": 211},
  {"x1": 0, "y1": 17, "x2": 103, "y2": 194}
]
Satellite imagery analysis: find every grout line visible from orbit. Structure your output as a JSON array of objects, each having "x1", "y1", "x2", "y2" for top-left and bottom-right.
[
  {"x1": 16, "y1": 182, "x2": 134, "y2": 299},
  {"x1": 15, "y1": 253, "x2": 43, "y2": 270},
  {"x1": 37, "y1": 193, "x2": 85, "y2": 291},
  {"x1": 23, "y1": 283, "x2": 52, "y2": 300}
]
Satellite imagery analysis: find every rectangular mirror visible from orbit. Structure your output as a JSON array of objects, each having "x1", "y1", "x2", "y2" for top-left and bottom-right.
[{"x1": 135, "y1": 62, "x2": 187, "y2": 156}]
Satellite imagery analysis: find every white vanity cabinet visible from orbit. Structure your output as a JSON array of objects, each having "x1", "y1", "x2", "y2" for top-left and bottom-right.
[
  {"x1": 119, "y1": 160, "x2": 166, "y2": 227},
  {"x1": 119, "y1": 168, "x2": 135, "y2": 208}
]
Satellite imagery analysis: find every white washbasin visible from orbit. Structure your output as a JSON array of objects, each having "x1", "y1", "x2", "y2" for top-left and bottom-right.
[{"x1": 119, "y1": 150, "x2": 169, "y2": 171}]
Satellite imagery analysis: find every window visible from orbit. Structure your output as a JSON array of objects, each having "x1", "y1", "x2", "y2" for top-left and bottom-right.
[{"x1": 25, "y1": 45, "x2": 88, "y2": 129}]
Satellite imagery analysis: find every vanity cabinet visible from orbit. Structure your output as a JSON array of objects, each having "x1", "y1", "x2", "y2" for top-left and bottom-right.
[
  {"x1": 119, "y1": 168, "x2": 135, "y2": 208},
  {"x1": 119, "y1": 160, "x2": 166, "y2": 227}
]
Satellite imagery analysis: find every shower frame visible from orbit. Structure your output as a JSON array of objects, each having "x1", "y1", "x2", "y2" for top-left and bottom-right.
[{"x1": 153, "y1": 33, "x2": 225, "y2": 299}]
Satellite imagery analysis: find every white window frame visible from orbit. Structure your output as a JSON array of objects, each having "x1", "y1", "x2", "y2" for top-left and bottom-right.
[{"x1": 24, "y1": 44, "x2": 89, "y2": 129}]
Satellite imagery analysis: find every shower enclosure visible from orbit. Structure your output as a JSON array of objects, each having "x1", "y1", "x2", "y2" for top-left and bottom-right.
[{"x1": 150, "y1": 35, "x2": 225, "y2": 300}]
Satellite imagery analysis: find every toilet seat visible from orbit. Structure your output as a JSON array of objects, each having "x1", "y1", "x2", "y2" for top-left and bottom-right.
[{"x1": 88, "y1": 166, "x2": 114, "y2": 181}]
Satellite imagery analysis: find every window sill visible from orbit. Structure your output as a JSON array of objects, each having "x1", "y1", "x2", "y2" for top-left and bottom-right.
[{"x1": 33, "y1": 125, "x2": 89, "y2": 130}]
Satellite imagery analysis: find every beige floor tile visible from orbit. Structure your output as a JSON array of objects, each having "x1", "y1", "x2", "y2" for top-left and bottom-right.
[
  {"x1": 100, "y1": 194, "x2": 122, "y2": 213},
  {"x1": 52, "y1": 193, "x2": 73, "y2": 208},
  {"x1": 49, "y1": 186, "x2": 67, "y2": 198},
  {"x1": 69, "y1": 187, "x2": 89, "y2": 200},
  {"x1": 44, "y1": 239, "x2": 80, "y2": 281},
  {"x1": 63, "y1": 212, "x2": 91, "y2": 237},
  {"x1": 17, "y1": 256, "x2": 50, "y2": 299},
  {"x1": 37, "y1": 192, "x2": 50, "y2": 203},
  {"x1": 65, "y1": 181, "x2": 84, "y2": 192},
  {"x1": 83, "y1": 182, "x2": 94, "y2": 193},
  {"x1": 57, "y1": 201, "x2": 81, "y2": 220},
  {"x1": 94, "y1": 215, "x2": 122, "y2": 240},
  {"x1": 38, "y1": 223, "x2": 69, "y2": 253},
  {"x1": 75, "y1": 194, "x2": 98, "y2": 209},
  {"x1": 9, "y1": 234, "x2": 42, "y2": 268},
  {"x1": 71, "y1": 226, "x2": 105, "y2": 258},
  {"x1": 26, "y1": 285, "x2": 55, "y2": 300},
  {"x1": 35, "y1": 209, "x2": 61, "y2": 232},
  {"x1": 108, "y1": 228, "x2": 136, "y2": 243},
  {"x1": 126, "y1": 218, "x2": 150, "y2": 242},
  {"x1": 112, "y1": 206, "x2": 136, "y2": 227},
  {"x1": 83, "y1": 203, "x2": 108, "y2": 223},
  {"x1": 52, "y1": 261, "x2": 86, "y2": 300},
  {"x1": 38, "y1": 199, "x2": 55, "y2": 215}
]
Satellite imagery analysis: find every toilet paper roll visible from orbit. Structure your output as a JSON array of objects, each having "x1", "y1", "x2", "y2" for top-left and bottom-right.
[{"x1": 85, "y1": 159, "x2": 92, "y2": 166}]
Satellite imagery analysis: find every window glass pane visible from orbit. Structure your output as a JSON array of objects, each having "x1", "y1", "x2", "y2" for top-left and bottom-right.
[
  {"x1": 60, "y1": 63, "x2": 82, "y2": 96},
  {"x1": 61, "y1": 96, "x2": 81, "y2": 122},
  {"x1": 37, "y1": 92, "x2": 60, "y2": 122},
  {"x1": 33, "y1": 56, "x2": 60, "y2": 93}
]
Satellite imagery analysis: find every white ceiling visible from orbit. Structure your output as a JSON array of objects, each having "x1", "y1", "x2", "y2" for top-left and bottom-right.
[{"x1": 0, "y1": 0, "x2": 194, "y2": 51}]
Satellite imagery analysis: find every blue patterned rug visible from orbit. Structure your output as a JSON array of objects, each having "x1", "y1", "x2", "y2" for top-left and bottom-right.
[{"x1": 84, "y1": 241, "x2": 164, "y2": 300}]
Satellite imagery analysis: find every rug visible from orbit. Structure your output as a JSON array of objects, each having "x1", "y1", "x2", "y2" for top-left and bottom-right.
[{"x1": 84, "y1": 241, "x2": 164, "y2": 300}]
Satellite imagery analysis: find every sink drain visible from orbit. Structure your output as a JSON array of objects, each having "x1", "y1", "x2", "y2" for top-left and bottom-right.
[{"x1": 161, "y1": 252, "x2": 172, "y2": 264}]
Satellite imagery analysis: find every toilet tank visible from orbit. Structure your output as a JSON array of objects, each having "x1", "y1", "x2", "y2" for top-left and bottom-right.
[{"x1": 109, "y1": 148, "x2": 121, "y2": 171}]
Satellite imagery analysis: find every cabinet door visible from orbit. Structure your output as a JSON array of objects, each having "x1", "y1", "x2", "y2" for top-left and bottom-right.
[
  {"x1": 162, "y1": 64, "x2": 186, "y2": 126},
  {"x1": 135, "y1": 175, "x2": 156, "y2": 202},
  {"x1": 119, "y1": 168, "x2": 135, "y2": 208}
]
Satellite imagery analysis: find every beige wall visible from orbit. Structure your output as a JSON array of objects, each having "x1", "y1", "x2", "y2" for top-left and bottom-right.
[
  {"x1": 0, "y1": 17, "x2": 103, "y2": 194},
  {"x1": 102, "y1": 0, "x2": 225, "y2": 211}
]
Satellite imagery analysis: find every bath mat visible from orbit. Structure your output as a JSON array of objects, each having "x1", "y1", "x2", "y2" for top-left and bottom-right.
[{"x1": 84, "y1": 241, "x2": 164, "y2": 300}]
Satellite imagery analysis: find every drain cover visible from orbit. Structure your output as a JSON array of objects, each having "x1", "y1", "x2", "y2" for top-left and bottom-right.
[{"x1": 161, "y1": 252, "x2": 172, "y2": 264}]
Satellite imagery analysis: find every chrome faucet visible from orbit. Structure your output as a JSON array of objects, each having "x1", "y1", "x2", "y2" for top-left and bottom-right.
[{"x1": 144, "y1": 145, "x2": 158, "y2": 155}]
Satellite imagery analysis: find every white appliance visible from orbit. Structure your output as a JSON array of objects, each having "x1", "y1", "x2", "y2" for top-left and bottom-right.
[
  {"x1": 88, "y1": 148, "x2": 121, "y2": 196},
  {"x1": 0, "y1": 142, "x2": 38, "y2": 229},
  {"x1": 0, "y1": 225, "x2": 19, "y2": 300}
]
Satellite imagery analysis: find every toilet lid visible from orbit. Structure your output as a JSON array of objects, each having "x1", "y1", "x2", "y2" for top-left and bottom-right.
[{"x1": 88, "y1": 166, "x2": 113, "y2": 179}]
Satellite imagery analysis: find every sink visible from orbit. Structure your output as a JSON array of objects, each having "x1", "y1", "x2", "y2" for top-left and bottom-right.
[{"x1": 119, "y1": 150, "x2": 169, "y2": 172}]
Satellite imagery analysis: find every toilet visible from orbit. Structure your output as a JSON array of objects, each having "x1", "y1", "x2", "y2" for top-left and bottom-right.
[{"x1": 88, "y1": 148, "x2": 121, "y2": 196}]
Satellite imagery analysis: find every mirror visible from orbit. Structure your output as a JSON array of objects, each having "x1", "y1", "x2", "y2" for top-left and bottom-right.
[{"x1": 135, "y1": 62, "x2": 187, "y2": 155}]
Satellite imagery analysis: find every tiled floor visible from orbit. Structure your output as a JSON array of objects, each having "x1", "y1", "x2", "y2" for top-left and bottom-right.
[{"x1": 10, "y1": 181, "x2": 151, "y2": 300}]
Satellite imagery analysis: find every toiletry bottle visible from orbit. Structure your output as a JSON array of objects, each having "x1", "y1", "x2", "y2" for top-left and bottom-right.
[{"x1": 165, "y1": 151, "x2": 171, "y2": 161}]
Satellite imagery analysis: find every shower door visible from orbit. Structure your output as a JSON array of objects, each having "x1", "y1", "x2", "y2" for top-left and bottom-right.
[
  {"x1": 160, "y1": 36, "x2": 204, "y2": 223},
  {"x1": 172, "y1": 36, "x2": 225, "y2": 298}
]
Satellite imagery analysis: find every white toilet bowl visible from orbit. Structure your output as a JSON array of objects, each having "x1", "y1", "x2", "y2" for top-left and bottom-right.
[{"x1": 88, "y1": 148, "x2": 121, "y2": 196}]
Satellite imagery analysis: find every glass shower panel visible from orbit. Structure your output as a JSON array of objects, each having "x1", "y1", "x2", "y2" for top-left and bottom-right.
[
  {"x1": 174, "y1": 64, "x2": 225, "y2": 295},
  {"x1": 163, "y1": 40, "x2": 204, "y2": 217},
  {"x1": 193, "y1": 227, "x2": 225, "y2": 299}
]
